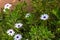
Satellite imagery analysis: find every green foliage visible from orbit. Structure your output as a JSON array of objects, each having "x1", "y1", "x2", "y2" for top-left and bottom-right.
[
  {"x1": 29, "y1": 26, "x2": 54, "y2": 40},
  {"x1": 0, "y1": 0, "x2": 60, "y2": 40}
]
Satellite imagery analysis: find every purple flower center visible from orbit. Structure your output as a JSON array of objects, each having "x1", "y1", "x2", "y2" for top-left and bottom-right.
[
  {"x1": 7, "y1": 5, "x2": 9, "y2": 7},
  {"x1": 10, "y1": 31, "x2": 12, "y2": 33},
  {"x1": 18, "y1": 25, "x2": 20, "y2": 27},
  {"x1": 17, "y1": 36, "x2": 19, "y2": 38},
  {"x1": 43, "y1": 16, "x2": 46, "y2": 18}
]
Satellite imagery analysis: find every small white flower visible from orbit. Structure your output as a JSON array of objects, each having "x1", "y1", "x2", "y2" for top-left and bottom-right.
[
  {"x1": 4, "y1": 3, "x2": 12, "y2": 9},
  {"x1": 14, "y1": 34, "x2": 22, "y2": 40},
  {"x1": 15, "y1": 23, "x2": 23, "y2": 28},
  {"x1": 3, "y1": 9, "x2": 5, "y2": 12},
  {"x1": 7, "y1": 29, "x2": 15, "y2": 36},
  {"x1": 3, "y1": 9, "x2": 6, "y2": 12},
  {"x1": 26, "y1": 39, "x2": 29, "y2": 40},
  {"x1": 40, "y1": 14, "x2": 49, "y2": 20},
  {"x1": 25, "y1": 13, "x2": 30, "y2": 18}
]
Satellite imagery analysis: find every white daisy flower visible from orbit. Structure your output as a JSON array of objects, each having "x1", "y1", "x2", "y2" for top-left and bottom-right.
[
  {"x1": 15, "y1": 23, "x2": 23, "y2": 28},
  {"x1": 7, "y1": 29, "x2": 15, "y2": 36},
  {"x1": 40, "y1": 14, "x2": 49, "y2": 20},
  {"x1": 25, "y1": 13, "x2": 30, "y2": 18},
  {"x1": 4, "y1": 3, "x2": 12, "y2": 9},
  {"x1": 14, "y1": 34, "x2": 22, "y2": 40}
]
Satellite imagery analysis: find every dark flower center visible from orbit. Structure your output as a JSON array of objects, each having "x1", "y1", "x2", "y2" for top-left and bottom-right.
[
  {"x1": 7, "y1": 5, "x2": 9, "y2": 7},
  {"x1": 18, "y1": 25, "x2": 20, "y2": 27},
  {"x1": 10, "y1": 31, "x2": 12, "y2": 33},
  {"x1": 17, "y1": 36, "x2": 19, "y2": 38},
  {"x1": 43, "y1": 16, "x2": 46, "y2": 18}
]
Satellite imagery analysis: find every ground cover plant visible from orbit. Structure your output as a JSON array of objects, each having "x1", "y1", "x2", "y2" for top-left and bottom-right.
[{"x1": 0, "y1": 0, "x2": 60, "y2": 40}]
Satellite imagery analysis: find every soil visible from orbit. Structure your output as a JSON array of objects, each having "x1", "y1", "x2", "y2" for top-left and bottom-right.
[{"x1": 0, "y1": 0, "x2": 32, "y2": 12}]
